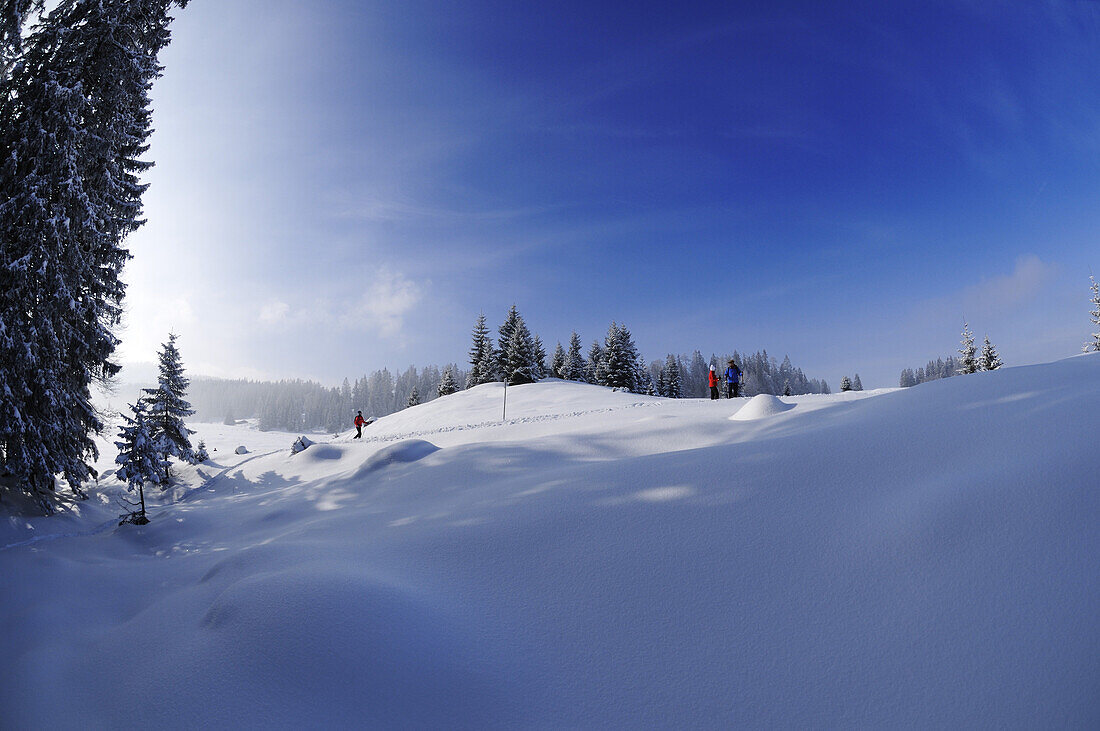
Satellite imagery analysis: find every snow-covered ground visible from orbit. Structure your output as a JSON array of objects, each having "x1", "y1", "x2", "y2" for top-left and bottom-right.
[{"x1": 2, "y1": 356, "x2": 1098, "y2": 727}]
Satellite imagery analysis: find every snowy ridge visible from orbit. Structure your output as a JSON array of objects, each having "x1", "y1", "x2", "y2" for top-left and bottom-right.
[{"x1": 1, "y1": 355, "x2": 1098, "y2": 727}]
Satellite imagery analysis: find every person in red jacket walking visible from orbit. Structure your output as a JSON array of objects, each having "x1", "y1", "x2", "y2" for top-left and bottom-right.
[
  {"x1": 353, "y1": 411, "x2": 366, "y2": 439},
  {"x1": 708, "y1": 365, "x2": 720, "y2": 400}
]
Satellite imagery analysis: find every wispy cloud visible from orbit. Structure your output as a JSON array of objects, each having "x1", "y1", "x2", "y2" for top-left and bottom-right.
[
  {"x1": 256, "y1": 268, "x2": 423, "y2": 339},
  {"x1": 340, "y1": 267, "x2": 423, "y2": 337},
  {"x1": 919, "y1": 255, "x2": 1059, "y2": 325}
]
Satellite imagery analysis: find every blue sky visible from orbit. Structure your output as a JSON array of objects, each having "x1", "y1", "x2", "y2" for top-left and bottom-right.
[{"x1": 119, "y1": 0, "x2": 1100, "y2": 387}]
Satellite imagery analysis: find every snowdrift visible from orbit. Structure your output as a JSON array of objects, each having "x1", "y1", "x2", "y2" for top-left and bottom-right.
[
  {"x1": 729, "y1": 393, "x2": 795, "y2": 420},
  {"x1": 2, "y1": 355, "x2": 1099, "y2": 728}
]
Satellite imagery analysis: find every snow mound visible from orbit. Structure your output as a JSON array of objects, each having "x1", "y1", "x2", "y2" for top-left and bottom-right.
[
  {"x1": 351, "y1": 439, "x2": 440, "y2": 480},
  {"x1": 234, "y1": 445, "x2": 248, "y2": 454},
  {"x1": 729, "y1": 393, "x2": 795, "y2": 420},
  {"x1": 300, "y1": 443, "x2": 343, "y2": 461}
]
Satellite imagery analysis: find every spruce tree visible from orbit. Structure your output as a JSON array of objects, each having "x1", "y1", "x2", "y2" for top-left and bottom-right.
[
  {"x1": 550, "y1": 342, "x2": 565, "y2": 379},
  {"x1": 114, "y1": 400, "x2": 166, "y2": 525},
  {"x1": 958, "y1": 323, "x2": 978, "y2": 374},
  {"x1": 979, "y1": 336, "x2": 1003, "y2": 371},
  {"x1": 532, "y1": 334, "x2": 547, "y2": 380},
  {"x1": 562, "y1": 331, "x2": 587, "y2": 382},
  {"x1": 783, "y1": 380, "x2": 792, "y2": 397},
  {"x1": 194, "y1": 439, "x2": 209, "y2": 463},
  {"x1": 406, "y1": 386, "x2": 420, "y2": 407},
  {"x1": 437, "y1": 366, "x2": 458, "y2": 397},
  {"x1": 500, "y1": 315, "x2": 536, "y2": 384},
  {"x1": 0, "y1": 0, "x2": 188, "y2": 510},
  {"x1": 1085, "y1": 274, "x2": 1100, "y2": 353},
  {"x1": 851, "y1": 373, "x2": 863, "y2": 391},
  {"x1": 496, "y1": 305, "x2": 523, "y2": 375},
  {"x1": 601, "y1": 322, "x2": 639, "y2": 392},
  {"x1": 587, "y1": 340, "x2": 606, "y2": 385},
  {"x1": 840, "y1": 376, "x2": 852, "y2": 392},
  {"x1": 140, "y1": 333, "x2": 195, "y2": 480},
  {"x1": 466, "y1": 312, "x2": 495, "y2": 387},
  {"x1": 664, "y1": 353, "x2": 682, "y2": 398}
]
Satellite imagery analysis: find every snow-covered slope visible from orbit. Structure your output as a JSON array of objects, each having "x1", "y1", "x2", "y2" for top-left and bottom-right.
[{"x1": 2, "y1": 356, "x2": 1098, "y2": 727}]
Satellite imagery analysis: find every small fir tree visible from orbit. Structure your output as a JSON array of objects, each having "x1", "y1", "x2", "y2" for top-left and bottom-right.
[
  {"x1": 466, "y1": 312, "x2": 496, "y2": 387},
  {"x1": 406, "y1": 386, "x2": 421, "y2": 407},
  {"x1": 979, "y1": 336, "x2": 1003, "y2": 371},
  {"x1": 114, "y1": 401, "x2": 167, "y2": 525},
  {"x1": 550, "y1": 342, "x2": 566, "y2": 379},
  {"x1": 840, "y1": 376, "x2": 852, "y2": 392},
  {"x1": 438, "y1": 366, "x2": 458, "y2": 397},
  {"x1": 1085, "y1": 274, "x2": 1100, "y2": 353},
  {"x1": 600, "y1": 323, "x2": 635, "y2": 391},
  {"x1": 562, "y1": 331, "x2": 587, "y2": 381},
  {"x1": 851, "y1": 374, "x2": 863, "y2": 391},
  {"x1": 498, "y1": 306, "x2": 536, "y2": 384},
  {"x1": 587, "y1": 340, "x2": 606, "y2": 386},
  {"x1": 532, "y1": 335, "x2": 547, "y2": 380},
  {"x1": 140, "y1": 333, "x2": 195, "y2": 481},
  {"x1": 664, "y1": 354, "x2": 682, "y2": 398},
  {"x1": 194, "y1": 439, "x2": 209, "y2": 463},
  {"x1": 783, "y1": 380, "x2": 792, "y2": 397},
  {"x1": 958, "y1": 323, "x2": 978, "y2": 374}
]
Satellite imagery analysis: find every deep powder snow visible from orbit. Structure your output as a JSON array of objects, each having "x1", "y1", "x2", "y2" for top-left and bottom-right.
[{"x1": 2, "y1": 355, "x2": 1098, "y2": 728}]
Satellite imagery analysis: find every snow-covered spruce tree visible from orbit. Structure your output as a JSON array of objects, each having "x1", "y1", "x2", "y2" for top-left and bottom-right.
[
  {"x1": 532, "y1": 334, "x2": 547, "y2": 380},
  {"x1": 466, "y1": 312, "x2": 496, "y2": 387},
  {"x1": 1086, "y1": 274, "x2": 1100, "y2": 353},
  {"x1": 979, "y1": 336, "x2": 1003, "y2": 371},
  {"x1": 1, "y1": 1, "x2": 38, "y2": 76},
  {"x1": 140, "y1": 333, "x2": 195, "y2": 481},
  {"x1": 437, "y1": 366, "x2": 458, "y2": 397},
  {"x1": 958, "y1": 323, "x2": 978, "y2": 375},
  {"x1": 0, "y1": 0, "x2": 188, "y2": 511},
  {"x1": 406, "y1": 386, "x2": 420, "y2": 408},
  {"x1": 587, "y1": 340, "x2": 606, "y2": 385},
  {"x1": 851, "y1": 373, "x2": 863, "y2": 391},
  {"x1": 114, "y1": 400, "x2": 166, "y2": 525},
  {"x1": 562, "y1": 331, "x2": 587, "y2": 382},
  {"x1": 840, "y1": 375, "x2": 852, "y2": 392},
  {"x1": 496, "y1": 305, "x2": 536, "y2": 383},
  {"x1": 550, "y1": 342, "x2": 565, "y2": 379},
  {"x1": 500, "y1": 316, "x2": 536, "y2": 384},
  {"x1": 655, "y1": 366, "x2": 667, "y2": 397},
  {"x1": 601, "y1": 322, "x2": 639, "y2": 392},
  {"x1": 664, "y1": 353, "x2": 682, "y2": 398},
  {"x1": 634, "y1": 351, "x2": 653, "y2": 396},
  {"x1": 496, "y1": 305, "x2": 519, "y2": 369},
  {"x1": 194, "y1": 439, "x2": 209, "y2": 463},
  {"x1": 783, "y1": 380, "x2": 792, "y2": 397}
]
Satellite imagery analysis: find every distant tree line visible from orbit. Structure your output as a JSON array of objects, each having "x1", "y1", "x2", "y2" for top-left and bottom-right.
[{"x1": 187, "y1": 364, "x2": 467, "y2": 433}]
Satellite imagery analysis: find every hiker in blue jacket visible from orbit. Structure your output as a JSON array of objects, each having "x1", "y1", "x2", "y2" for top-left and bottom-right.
[{"x1": 725, "y1": 359, "x2": 742, "y2": 398}]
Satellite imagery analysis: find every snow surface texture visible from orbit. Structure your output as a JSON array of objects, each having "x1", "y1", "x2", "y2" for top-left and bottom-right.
[
  {"x1": 2, "y1": 356, "x2": 1099, "y2": 727},
  {"x1": 729, "y1": 393, "x2": 795, "y2": 420}
]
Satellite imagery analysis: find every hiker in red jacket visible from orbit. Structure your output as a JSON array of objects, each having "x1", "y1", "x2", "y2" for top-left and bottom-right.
[
  {"x1": 353, "y1": 411, "x2": 365, "y2": 439},
  {"x1": 708, "y1": 365, "x2": 720, "y2": 400}
]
